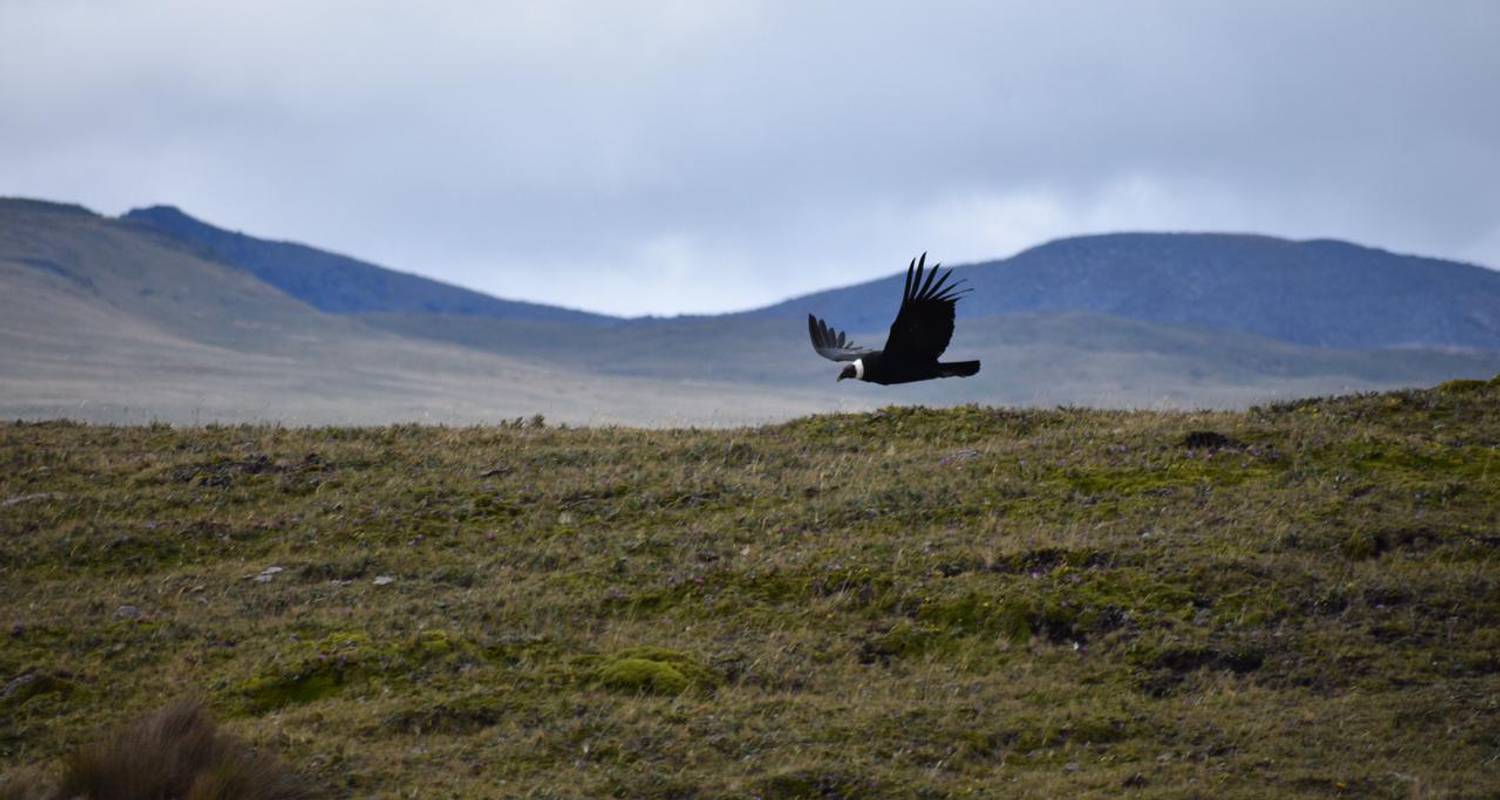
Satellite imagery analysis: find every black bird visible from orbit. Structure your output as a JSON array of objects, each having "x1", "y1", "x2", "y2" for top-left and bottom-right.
[{"x1": 808, "y1": 253, "x2": 981, "y2": 384}]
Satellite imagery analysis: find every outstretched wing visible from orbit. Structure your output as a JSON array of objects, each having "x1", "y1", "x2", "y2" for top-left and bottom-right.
[
  {"x1": 881, "y1": 253, "x2": 971, "y2": 363},
  {"x1": 808, "y1": 314, "x2": 875, "y2": 362}
]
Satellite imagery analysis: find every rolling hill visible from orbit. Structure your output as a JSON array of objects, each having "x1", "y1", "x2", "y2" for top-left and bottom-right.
[
  {"x1": 752, "y1": 233, "x2": 1500, "y2": 350},
  {"x1": 0, "y1": 199, "x2": 843, "y2": 426},
  {"x1": 3, "y1": 196, "x2": 1499, "y2": 425}
]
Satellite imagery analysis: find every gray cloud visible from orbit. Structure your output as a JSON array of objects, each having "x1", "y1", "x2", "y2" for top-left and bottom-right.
[{"x1": 3, "y1": 0, "x2": 1497, "y2": 315}]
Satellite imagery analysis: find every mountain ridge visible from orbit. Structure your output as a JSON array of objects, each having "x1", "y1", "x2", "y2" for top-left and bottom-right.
[
  {"x1": 4, "y1": 195, "x2": 1500, "y2": 425},
  {"x1": 101, "y1": 198, "x2": 1500, "y2": 352},
  {"x1": 753, "y1": 232, "x2": 1500, "y2": 350},
  {"x1": 120, "y1": 203, "x2": 615, "y2": 324}
]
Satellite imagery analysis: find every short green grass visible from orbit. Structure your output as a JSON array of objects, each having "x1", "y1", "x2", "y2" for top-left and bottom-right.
[{"x1": 3, "y1": 381, "x2": 1499, "y2": 798}]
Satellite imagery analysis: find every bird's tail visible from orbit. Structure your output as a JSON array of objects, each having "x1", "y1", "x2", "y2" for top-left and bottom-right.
[{"x1": 938, "y1": 360, "x2": 981, "y2": 378}]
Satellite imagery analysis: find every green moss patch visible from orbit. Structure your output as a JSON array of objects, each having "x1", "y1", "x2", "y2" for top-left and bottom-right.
[
  {"x1": 594, "y1": 647, "x2": 717, "y2": 696},
  {"x1": 235, "y1": 629, "x2": 479, "y2": 713}
]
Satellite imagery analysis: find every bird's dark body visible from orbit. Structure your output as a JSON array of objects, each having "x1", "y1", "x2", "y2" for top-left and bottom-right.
[
  {"x1": 852, "y1": 351, "x2": 981, "y2": 385},
  {"x1": 807, "y1": 253, "x2": 981, "y2": 385}
]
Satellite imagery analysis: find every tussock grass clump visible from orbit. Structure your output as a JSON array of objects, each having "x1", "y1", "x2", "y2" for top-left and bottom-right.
[{"x1": 1, "y1": 700, "x2": 311, "y2": 800}]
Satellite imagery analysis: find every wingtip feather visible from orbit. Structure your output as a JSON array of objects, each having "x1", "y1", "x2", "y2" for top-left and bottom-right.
[{"x1": 918, "y1": 262, "x2": 941, "y2": 297}]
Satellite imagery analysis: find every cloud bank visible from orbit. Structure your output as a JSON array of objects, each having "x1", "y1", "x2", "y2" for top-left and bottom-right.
[{"x1": 3, "y1": 0, "x2": 1497, "y2": 315}]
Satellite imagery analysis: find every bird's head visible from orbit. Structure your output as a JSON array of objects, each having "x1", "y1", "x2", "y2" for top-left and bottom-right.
[{"x1": 837, "y1": 358, "x2": 864, "y2": 381}]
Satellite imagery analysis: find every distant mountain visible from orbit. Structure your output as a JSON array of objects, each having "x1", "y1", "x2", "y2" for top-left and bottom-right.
[
  {"x1": 4, "y1": 195, "x2": 1499, "y2": 425},
  {"x1": 122, "y1": 204, "x2": 616, "y2": 324},
  {"x1": 0, "y1": 198, "x2": 837, "y2": 426},
  {"x1": 753, "y1": 233, "x2": 1500, "y2": 350},
  {"x1": 116, "y1": 204, "x2": 1500, "y2": 351}
]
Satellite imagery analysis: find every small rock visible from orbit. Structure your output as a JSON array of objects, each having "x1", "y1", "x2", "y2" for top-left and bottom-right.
[
  {"x1": 1, "y1": 492, "x2": 58, "y2": 508},
  {"x1": 939, "y1": 448, "x2": 981, "y2": 466},
  {"x1": 113, "y1": 605, "x2": 143, "y2": 621},
  {"x1": 373, "y1": 575, "x2": 395, "y2": 586},
  {"x1": 2, "y1": 673, "x2": 38, "y2": 699},
  {"x1": 1065, "y1": 761, "x2": 1081, "y2": 773},
  {"x1": 253, "y1": 566, "x2": 284, "y2": 583}
]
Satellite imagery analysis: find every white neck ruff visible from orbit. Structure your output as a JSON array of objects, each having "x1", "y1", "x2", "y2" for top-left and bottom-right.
[{"x1": 853, "y1": 358, "x2": 865, "y2": 380}]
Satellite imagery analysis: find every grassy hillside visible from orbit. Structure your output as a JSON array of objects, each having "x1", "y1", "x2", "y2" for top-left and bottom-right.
[
  {"x1": 0, "y1": 199, "x2": 363, "y2": 352},
  {"x1": 0, "y1": 199, "x2": 847, "y2": 427},
  {"x1": 3, "y1": 381, "x2": 1498, "y2": 798}
]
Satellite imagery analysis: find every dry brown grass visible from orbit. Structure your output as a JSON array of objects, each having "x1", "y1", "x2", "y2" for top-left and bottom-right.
[{"x1": 1, "y1": 700, "x2": 310, "y2": 800}]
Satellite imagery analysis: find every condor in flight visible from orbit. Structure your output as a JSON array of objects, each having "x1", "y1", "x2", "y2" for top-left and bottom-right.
[{"x1": 808, "y1": 253, "x2": 981, "y2": 385}]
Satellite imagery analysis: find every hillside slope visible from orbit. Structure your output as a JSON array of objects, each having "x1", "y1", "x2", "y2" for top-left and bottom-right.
[
  {"x1": 2, "y1": 382, "x2": 1497, "y2": 798},
  {"x1": 6, "y1": 196, "x2": 1500, "y2": 423},
  {"x1": 754, "y1": 233, "x2": 1500, "y2": 350},
  {"x1": 0, "y1": 199, "x2": 845, "y2": 426},
  {"x1": 0, "y1": 199, "x2": 361, "y2": 351}
]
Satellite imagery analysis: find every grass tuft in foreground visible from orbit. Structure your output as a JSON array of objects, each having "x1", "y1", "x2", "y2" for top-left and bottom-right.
[
  {"x1": 2, "y1": 382, "x2": 1499, "y2": 797},
  {"x1": 0, "y1": 699, "x2": 310, "y2": 800}
]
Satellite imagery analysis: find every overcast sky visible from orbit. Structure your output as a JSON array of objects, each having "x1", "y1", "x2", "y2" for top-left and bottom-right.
[{"x1": 3, "y1": 1, "x2": 1498, "y2": 316}]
